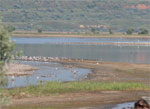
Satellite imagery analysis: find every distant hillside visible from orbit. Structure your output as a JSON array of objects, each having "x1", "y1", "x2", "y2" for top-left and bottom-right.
[{"x1": 1, "y1": 0, "x2": 150, "y2": 32}]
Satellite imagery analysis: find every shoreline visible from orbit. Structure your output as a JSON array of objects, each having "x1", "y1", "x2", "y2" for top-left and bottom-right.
[
  {"x1": 4, "y1": 57, "x2": 150, "y2": 109},
  {"x1": 5, "y1": 63, "x2": 38, "y2": 76},
  {"x1": 16, "y1": 56, "x2": 150, "y2": 85},
  {"x1": 12, "y1": 32, "x2": 150, "y2": 39},
  {"x1": 12, "y1": 33, "x2": 150, "y2": 46}
]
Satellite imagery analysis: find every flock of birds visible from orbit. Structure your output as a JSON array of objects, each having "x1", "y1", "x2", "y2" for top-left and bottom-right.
[{"x1": 16, "y1": 56, "x2": 69, "y2": 62}]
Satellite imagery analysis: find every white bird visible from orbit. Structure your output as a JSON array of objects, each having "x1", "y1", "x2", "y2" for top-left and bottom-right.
[
  {"x1": 11, "y1": 76, "x2": 15, "y2": 82},
  {"x1": 73, "y1": 70, "x2": 77, "y2": 74},
  {"x1": 36, "y1": 76, "x2": 39, "y2": 79}
]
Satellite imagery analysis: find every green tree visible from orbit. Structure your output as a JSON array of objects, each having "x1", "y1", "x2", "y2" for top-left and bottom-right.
[
  {"x1": 0, "y1": 25, "x2": 14, "y2": 64},
  {"x1": 6, "y1": 25, "x2": 16, "y2": 32},
  {"x1": 91, "y1": 28, "x2": 96, "y2": 34},
  {"x1": 109, "y1": 28, "x2": 113, "y2": 34},
  {"x1": 138, "y1": 28, "x2": 149, "y2": 35},
  {"x1": 0, "y1": 19, "x2": 14, "y2": 107},
  {"x1": 126, "y1": 28, "x2": 134, "y2": 35},
  {"x1": 37, "y1": 28, "x2": 42, "y2": 33}
]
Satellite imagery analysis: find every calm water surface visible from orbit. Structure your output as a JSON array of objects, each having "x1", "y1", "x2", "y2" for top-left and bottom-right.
[
  {"x1": 95, "y1": 102, "x2": 134, "y2": 109},
  {"x1": 15, "y1": 43, "x2": 150, "y2": 64},
  {"x1": 7, "y1": 61, "x2": 91, "y2": 88},
  {"x1": 12, "y1": 37, "x2": 150, "y2": 44}
]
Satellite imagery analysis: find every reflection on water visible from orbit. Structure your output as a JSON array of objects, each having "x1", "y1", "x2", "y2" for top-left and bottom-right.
[
  {"x1": 95, "y1": 102, "x2": 134, "y2": 109},
  {"x1": 112, "y1": 102, "x2": 134, "y2": 109},
  {"x1": 7, "y1": 61, "x2": 91, "y2": 88},
  {"x1": 12, "y1": 37, "x2": 150, "y2": 44},
  {"x1": 15, "y1": 44, "x2": 150, "y2": 64}
]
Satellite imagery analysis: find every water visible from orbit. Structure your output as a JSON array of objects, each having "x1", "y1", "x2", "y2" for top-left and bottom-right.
[
  {"x1": 12, "y1": 37, "x2": 150, "y2": 44},
  {"x1": 95, "y1": 102, "x2": 134, "y2": 109},
  {"x1": 15, "y1": 43, "x2": 150, "y2": 64},
  {"x1": 112, "y1": 102, "x2": 134, "y2": 109},
  {"x1": 10, "y1": 37, "x2": 150, "y2": 87},
  {"x1": 12, "y1": 37, "x2": 150, "y2": 64},
  {"x1": 7, "y1": 61, "x2": 91, "y2": 88}
]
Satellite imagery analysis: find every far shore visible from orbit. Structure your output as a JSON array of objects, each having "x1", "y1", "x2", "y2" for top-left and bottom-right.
[{"x1": 12, "y1": 31, "x2": 150, "y2": 39}]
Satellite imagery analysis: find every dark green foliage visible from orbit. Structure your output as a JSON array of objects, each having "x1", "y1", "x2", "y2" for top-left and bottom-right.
[
  {"x1": 138, "y1": 28, "x2": 149, "y2": 34},
  {"x1": 91, "y1": 28, "x2": 96, "y2": 33},
  {"x1": 0, "y1": 18, "x2": 14, "y2": 86},
  {"x1": 1, "y1": 0, "x2": 150, "y2": 32},
  {"x1": 126, "y1": 28, "x2": 134, "y2": 34},
  {"x1": 109, "y1": 28, "x2": 113, "y2": 34},
  {"x1": 6, "y1": 25, "x2": 16, "y2": 32},
  {"x1": 0, "y1": 25, "x2": 14, "y2": 63},
  {"x1": 37, "y1": 28, "x2": 42, "y2": 33},
  {"x1": 0, "y1": 19, "x2": 13, "y2": 106}
]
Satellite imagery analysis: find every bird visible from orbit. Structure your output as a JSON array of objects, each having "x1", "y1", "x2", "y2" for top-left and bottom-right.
[
  {"x1": 36, "y1": 76, "x2": 39, "y2": 80},
  {"x1": 11, "y1": 76, "x2": 15, "y2": 81}
]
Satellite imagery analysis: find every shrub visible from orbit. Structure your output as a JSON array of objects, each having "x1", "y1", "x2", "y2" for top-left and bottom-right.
[
  {"x1": 126, "y1": 28, "x2": 134, "y2": 34},
  {"x1": 138, "y1": 28, "x2": 149, "y2": 35}
]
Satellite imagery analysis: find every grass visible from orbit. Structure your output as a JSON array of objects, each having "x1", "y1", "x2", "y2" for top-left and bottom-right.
[
  {"x1": 1, "y1": 81, "x2": 149, "y2": 109},
  {"x1": 1, "y1": 81, "x2": 149, "y2": 97}
]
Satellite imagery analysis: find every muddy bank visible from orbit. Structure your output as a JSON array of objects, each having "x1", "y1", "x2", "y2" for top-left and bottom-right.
[{"x1": 58, "y1": 59, "x2": 150, "y2": 85}]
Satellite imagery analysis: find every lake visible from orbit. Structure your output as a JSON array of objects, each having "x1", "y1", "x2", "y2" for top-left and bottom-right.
[
  {"x1": 7, "y1": 61, "x2": 91, "y2": 88},
  {"x1": 12, "y1": 37, "x2": 150, "y2": 44},
  {"x1": 12, "y1": 37, "x2": 150, "y2": 64}
]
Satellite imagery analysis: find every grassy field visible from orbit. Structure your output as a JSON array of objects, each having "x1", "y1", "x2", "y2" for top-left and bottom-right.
[{"x1": 1, "y1": 81, "x2": 149, "y2": 98}]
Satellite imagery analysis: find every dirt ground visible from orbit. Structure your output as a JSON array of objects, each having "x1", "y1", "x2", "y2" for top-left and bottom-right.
[
  {"x1": 60, "y1": 59, "x2": 150, "y2": 85},
  {"x1": 7, "y1": 91, "x2": 149, "y2": 109},
  {"x1": 4, "y1": 59, "x2": 150, "y2": 109},
  {"x1": 12, "y1": 32, "x2": 150, "y2": 39}
]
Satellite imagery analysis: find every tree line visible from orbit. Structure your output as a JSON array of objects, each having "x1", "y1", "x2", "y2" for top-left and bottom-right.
[{"x1": 126, "y1": 28, "x2": 149, "y2": 35}]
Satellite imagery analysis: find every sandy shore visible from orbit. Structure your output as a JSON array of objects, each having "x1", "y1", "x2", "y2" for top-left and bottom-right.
[
  {"x1": 5, "y1": 63, "x2": 38, "y2": 76},
  {"x1": 4, "y1": 58, "x2": 150, "y2": 109},
  {"x1": 12, "y1": 32, "x2": 150, "y2": 39}
]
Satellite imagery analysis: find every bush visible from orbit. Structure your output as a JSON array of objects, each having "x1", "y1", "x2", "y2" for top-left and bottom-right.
[
  {"x1": 37, "y1": 29, "x2": 42, "y2": 33},
  {"x1": 0, "y1": 19, "x2": 14, "y2": 106},
  {"x1": 109, "y1": 28, "x2": 113, "y2": 34},
  {"x1": 138, "y1": 28, "x2": 149, "y2": 35},
  {"x1": 126, "y1": 28, "x2": 134, "y2": 34},
  {"x1": 6, "y1": 25, "x2": 16, "y2": 32}
]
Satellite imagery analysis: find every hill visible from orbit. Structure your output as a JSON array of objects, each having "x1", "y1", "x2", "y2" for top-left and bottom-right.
[{"x1": 1, "y1": 0, "x2": 150, "y2": 32}]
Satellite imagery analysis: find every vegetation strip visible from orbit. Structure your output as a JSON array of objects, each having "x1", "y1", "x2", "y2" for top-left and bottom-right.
[
  {"x1": 1, "y1": 82, "x2": 149, "y2": 97},
  {"x1": 13, "y1": 32, "x2": 150, "y2": 38}
]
